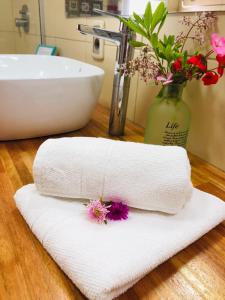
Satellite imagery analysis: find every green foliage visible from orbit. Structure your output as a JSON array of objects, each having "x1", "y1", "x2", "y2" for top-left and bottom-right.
[
  {"x1": 156, "y1": 35, "x2": 182, "y2": 65},
  {"x1": 119, "y1": 17, "x2": 148, "y2": 39},
  {"x1": 144, "y1": 2, "x2": 152, "y2": 31},
  {"x1": 129, "y1": 40, "x2": 146, "y2": 47},
  {"x1": 182, "y1": 50, "x2": 188, "y2": 66},
  {"x1": 120, "y1": 1, "x2": 182, "y2": 70},
  {"x1": 120, "y1": 1, "x2": 167, "y2": 43},
  {"x1": 151, "y1": 2, "x2": 167, "y2": 33},
  {"x1": 119, "y1": 4, "x2": 217, "y2": 85}
]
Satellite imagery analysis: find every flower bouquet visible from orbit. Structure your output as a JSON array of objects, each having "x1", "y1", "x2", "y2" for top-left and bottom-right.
[
  {"x1": 85, "y1": 197, "x2": 129, "y2": 224},
  {"x1": 120, "y1": 2, "x2": 224, "y2": 147}
]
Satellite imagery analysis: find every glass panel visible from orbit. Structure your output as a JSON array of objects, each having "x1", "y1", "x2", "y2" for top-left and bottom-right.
[{"x1": 0, "y1": 0, "x2": 41, "y2": 54}]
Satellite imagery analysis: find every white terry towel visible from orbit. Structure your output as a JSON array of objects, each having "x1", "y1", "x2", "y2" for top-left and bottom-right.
[
  {"x1": 33, "y1": 137, "x2": 193, "y2": 214},
  {"x1": 15, "y1": 184, "x2": 225, "y2": 300}
]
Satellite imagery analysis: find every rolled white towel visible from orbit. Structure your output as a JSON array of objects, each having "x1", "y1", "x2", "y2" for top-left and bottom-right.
[{"x1": 33, "y1": 137, "x2": 193, "y2": 214}]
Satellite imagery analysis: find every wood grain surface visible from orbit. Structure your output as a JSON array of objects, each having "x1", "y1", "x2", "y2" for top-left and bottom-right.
[{"x1": 0, "y1": 105, "x2": 224, "y2": 300}]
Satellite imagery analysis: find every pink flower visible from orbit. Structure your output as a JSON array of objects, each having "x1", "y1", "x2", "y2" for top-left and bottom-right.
[
  {"x1": 211, "y1": 33, "x2": 225, "y2": 57},
  {"x1": 86, "y1": 200, "x2": 110, "y2": 224},
  {"x1": 157, "y1": 73, "x2": 173, "y2": 85}
]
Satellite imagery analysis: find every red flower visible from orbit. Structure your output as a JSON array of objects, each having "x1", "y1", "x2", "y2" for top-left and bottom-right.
[
  {"x1": 218, "y1": 66, "x2": 224, "y2": 77},
  {"x1": 216, "y1": 54, "x2": 225, "y2": 65},
  {"x1": 202, "y1": 72, "x2": 219, "y2": 85},
  {"x1": 216, "y1": 55, "x2": 225, "y2": 77},
  {"x1": 172, "y1": 58, "x2": 182, "y2": 72},
  {"x1": 187, "y1": 54, "x2": 207, "y2": 71}
]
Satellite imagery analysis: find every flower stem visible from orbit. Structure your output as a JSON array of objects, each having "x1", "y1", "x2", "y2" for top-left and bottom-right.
[
  {"x1": 205, "y1": 50, "x2": 214, "y2": 58},
  {"x1": 181, "y1": 14, "x2": 203, "y2": 52}
]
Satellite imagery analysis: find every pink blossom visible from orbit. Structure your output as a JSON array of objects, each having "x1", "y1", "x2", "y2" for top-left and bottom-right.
[
  {"x1": 86, "y1": 200, "x2": 109, "y2": 224},
  {"x1": 157, "y1": 73, "x2": 173, "y2": 85},
  {"x1": 211, "y1": 33, "x2": 225, "y2": 57}
]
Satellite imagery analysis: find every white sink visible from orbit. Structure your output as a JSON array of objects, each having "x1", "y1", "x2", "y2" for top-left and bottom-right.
[{"x1": 0, "y1": 55, "x2": 104, "y2": 140}]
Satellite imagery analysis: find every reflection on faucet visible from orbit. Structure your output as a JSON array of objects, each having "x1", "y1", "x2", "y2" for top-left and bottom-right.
[{"x1": 78, "y1": 9, "x2": 136, "y2": 136}]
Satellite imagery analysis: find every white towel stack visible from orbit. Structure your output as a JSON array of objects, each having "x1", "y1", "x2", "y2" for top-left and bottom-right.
[
  {"x1": 33, "y1": 137, "x2": 193, "y2": 214},
  {"x1": 15, "y1": 184, "x2": 225, "y2": 300},
  {"x1": 14, "y1": 137, "x2": 225, "y2": 300}
]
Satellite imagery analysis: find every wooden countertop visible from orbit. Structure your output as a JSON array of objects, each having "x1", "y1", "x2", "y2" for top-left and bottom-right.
[{"x1": 0, "y1": 105, "x2": 224, "y2": 300}]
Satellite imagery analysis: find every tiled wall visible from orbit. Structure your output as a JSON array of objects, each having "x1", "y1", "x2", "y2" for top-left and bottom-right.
[
  {"x1": 0, "y1": 0, "x2": 41, "y2": 54},
  {"x1": 0, "y1": 0, "x2": 16, "y2": 53},
  {"x1": 13, "y1": 0, "x2": 41, "y2": 53}
]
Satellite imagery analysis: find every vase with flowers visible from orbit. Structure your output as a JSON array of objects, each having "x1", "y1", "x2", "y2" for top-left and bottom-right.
[{"x1": 120, "y1": 2, "x2": 224, "y2": 148}]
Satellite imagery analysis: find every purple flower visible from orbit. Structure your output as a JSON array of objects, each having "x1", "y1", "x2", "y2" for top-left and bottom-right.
[{"x1": 106, "y1": 202, "x2": 129, "y2": 221}]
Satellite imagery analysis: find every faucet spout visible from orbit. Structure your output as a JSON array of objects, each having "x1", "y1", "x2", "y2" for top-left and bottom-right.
[
  {"x1": 77, "y1": 25, "x2": 123, "y2": 46},
  {"x1": 77, "y1": 20, "x2": 136, "y2": 136}
]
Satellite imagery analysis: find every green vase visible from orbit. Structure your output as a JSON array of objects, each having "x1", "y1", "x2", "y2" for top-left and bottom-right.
[{"x1": 144, "y1": 84, "x2": 191, "y2": 148}]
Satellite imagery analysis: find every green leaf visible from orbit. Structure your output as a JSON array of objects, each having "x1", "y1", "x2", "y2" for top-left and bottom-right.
[
  {"x1": 163, "y1": 35, "x2": 167, "y2": 44},
  {"x1": 150, "y1": 33, "x2": 158, "y2": 48},
  {"x1": 157, "y1": 40, "x2": 164, "y2": 51},
  {"x1": 133, "y1": 12, "x2": 145, "y2": 28},
  {"x1": 151, "y1": 2, "x2": 167, "y2": 33},
  {"x1": 158, "y1": 52, "x2": 166, "y2": 60},
  {"x1": 167, "y1": 35, "x2": 175, "y2": 45},
  {"x1": 127, "y1": 19, "x2": 148, "y2": 38},
  {"x1": 129, "y1": 40, "x2": 146, "y2": 48},
  {"x1": 165, "y1": 44, "x2": 172, "y2": 58},
  {"x1": 144, "y1": 2, "x2": 152, "y2": 31},
  {"x1": 119, "y1": 16, "x2": 129, "y2": 26},
  {"x1": 119, "y1": 16, "x2": 148, "y2": 38},
  {"x1": 182, "y1": 50, "x2": 188, "y2": 65},
  {"x1": 157, "y1": 12, "x2": 167, "y2": 35}
]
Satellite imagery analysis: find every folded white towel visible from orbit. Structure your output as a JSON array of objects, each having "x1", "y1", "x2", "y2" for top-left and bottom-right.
[
  {"x1": 33, "y1": 137, "x2": 193, "y2": 214},
  {"x1": 15, "y1": 184, "x2": 225, "y2": 300}
]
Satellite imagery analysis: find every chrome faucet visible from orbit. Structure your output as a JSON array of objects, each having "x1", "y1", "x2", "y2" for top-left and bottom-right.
[
  {"x1": 15, "y1": 5, "x2": 29, "y2": 33},
  {"x1": 78, "y1": 9, "x2": 136, "y2": 136}
]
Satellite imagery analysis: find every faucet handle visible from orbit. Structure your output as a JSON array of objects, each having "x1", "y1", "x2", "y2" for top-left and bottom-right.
[
  {"x1": 19, "y1": 5, "x2": 28, "y2": 16},
  {"x1": 93, "y1": 8, "x2": 128, "y2": 20}
]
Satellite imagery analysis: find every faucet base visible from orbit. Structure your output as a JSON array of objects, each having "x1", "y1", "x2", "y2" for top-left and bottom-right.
[{"x1": 108, "y1": 129, "x2": 125, "y2": 137}]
